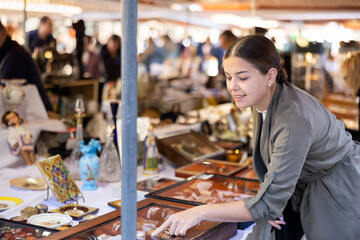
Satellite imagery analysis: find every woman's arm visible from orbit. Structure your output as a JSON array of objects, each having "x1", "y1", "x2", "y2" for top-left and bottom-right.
[{"x1": 152, "y1": 200, "x2": 253, "y2": 237}]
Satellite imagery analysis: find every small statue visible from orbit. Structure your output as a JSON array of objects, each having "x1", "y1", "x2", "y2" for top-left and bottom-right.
[
  {"x1": 2, "y1": 111, "x2": 36, "y2": 165},
  {"x1": 143, "y1": 125, "x2": 158, "y2": 175}
]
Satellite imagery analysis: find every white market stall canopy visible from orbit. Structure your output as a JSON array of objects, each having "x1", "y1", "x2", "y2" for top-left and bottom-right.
[{"x1": 1, "y1": 0, "x2": 360, "y2": 23}]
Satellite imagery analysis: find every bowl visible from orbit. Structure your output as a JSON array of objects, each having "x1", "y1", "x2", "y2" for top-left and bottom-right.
[{"x1": 225, "y1": 149, "x2": 243, "y2": 163}]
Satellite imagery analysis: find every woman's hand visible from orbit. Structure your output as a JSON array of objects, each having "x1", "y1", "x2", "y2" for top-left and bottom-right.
[
  {"x1": 151, "y1": 207, "x2": 204, "y2": 237},
  {"x1": 268, "y1": 218, "x2": 286, "y2": 230}
]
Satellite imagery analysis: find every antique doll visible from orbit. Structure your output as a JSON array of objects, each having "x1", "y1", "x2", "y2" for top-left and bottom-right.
[{"x1": 2, "y1": 111, "x2": 36, "y2": 165}]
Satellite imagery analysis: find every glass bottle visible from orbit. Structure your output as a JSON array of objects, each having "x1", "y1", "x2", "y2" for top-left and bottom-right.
[
  {"x1": 99, "y1": 126, "x2": 121, "y2": 182},
  {"x1": 65, "y1": 98, "x2": 85, "y2": 180}
]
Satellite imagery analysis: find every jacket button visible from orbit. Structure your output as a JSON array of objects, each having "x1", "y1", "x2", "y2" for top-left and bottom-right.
[{"x1": 269, "y1": 172, "x2": 275, "y2": 177}]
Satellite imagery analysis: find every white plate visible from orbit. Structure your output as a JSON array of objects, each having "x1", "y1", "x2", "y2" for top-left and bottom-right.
[
  {"x1": 0, "y1": 200, "x2": 17, "y2": 210},
  {"x1": 28, "y1": 213, "x2": 72, "y2": 229}
]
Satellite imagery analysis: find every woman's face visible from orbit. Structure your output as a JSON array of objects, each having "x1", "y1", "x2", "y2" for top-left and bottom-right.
[{"x1": 224, "y1": 57, "x2": 274, "y2": 111}]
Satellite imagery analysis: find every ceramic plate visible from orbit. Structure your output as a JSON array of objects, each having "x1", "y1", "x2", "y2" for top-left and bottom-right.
[
  {"x1": 28, "y1": 213, "x2": 72, "y2": 229},
  {"x1": 0, "y1": 197, "x2": 23, "y2": 210},
  {"x1": 10, "y1": 177, "x2": 47, "y2": 190},
  {"x1": 50, "y1": 204, "x2": 99, "y2": 220}
]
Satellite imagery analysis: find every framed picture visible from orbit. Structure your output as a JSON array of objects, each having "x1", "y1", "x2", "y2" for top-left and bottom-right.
[
  {"x1": 44, "y1": 198, "x2": 237, "y2": 240},
  {"x1": 156, "y1": 130, "x2": 225, "y2": 166},
  {"x1": 37, "y1": 155, "x2": 82, "y2": 203}
]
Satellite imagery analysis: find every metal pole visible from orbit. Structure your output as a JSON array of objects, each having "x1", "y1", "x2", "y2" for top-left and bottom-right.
[{"x1": 121, "y1": 0, "x2": 138, "y2": 239}]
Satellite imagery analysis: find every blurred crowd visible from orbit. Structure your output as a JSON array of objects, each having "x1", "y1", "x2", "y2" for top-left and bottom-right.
[{"x1": 0, "y1": 16, "x2": 244, "y2": 113}]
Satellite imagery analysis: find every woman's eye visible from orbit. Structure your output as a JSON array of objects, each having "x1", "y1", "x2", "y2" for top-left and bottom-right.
[
  {"x1": 239, "y1": 77, "x2": 248, "y2": 81},
  {"x1": 226, "y1": 77, "x2": 232, "y2": 81}
]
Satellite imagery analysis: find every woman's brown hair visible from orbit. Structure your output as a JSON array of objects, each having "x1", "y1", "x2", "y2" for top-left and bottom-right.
[{"x1": 224, "y1": 35, "x2": 289, "y2": 84}]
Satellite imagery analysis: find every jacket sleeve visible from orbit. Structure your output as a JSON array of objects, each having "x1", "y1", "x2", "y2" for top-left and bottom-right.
[{"x1": 244, "y1": 112, "x2": 312, "y2": 221}]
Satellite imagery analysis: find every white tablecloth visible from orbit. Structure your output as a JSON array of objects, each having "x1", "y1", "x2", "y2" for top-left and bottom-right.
[{"x1": 0, "y1": 119, "x2": 67, "y2": 169}]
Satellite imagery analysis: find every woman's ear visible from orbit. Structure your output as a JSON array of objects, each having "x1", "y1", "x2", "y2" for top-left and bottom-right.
[{"x1": 267, "y1": 67, "x2": 277, "y2": 86}]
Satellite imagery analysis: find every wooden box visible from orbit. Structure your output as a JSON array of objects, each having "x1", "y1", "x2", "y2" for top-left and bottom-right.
[
  {"x1": 175, "y1": 159, "x2": 247, "y2": 178},
  {"x1": 43, "y1": 198, "x2": 237, "y2": 240},
  {"x1": 147, "y1": 173, "x2": 260, "y2": 206},
  {"x1": 156, "y1": 130, "x2": 225, "y2": 167}
]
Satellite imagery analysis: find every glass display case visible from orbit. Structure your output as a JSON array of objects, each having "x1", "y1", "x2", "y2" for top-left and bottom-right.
[
  {"x1": 233, "y1": 167, "x2": 259, "y2": 181},
  {"x1": 156, "y1": 130, "x2": 225, "y2": 166},
  {"x1": 43, "y1": 198, "x2": 237, "y2": 240},
  {"x1": 137, "y1": 176, "x2": 182, "y2": 193},
  {"x1": 0, "y1": 217, "x2": 58, "y2": 239},
  {"x1": 147, "y1": 173, "x2": 260, "y2": 206},
  {"x1": 175, "y1": 159, "x2": 247, "y2": 178}
]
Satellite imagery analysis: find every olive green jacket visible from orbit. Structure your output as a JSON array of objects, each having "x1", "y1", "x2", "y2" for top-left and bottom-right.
[{"x1": 244, "y1": 83, "x2": 360, "y2": 240}]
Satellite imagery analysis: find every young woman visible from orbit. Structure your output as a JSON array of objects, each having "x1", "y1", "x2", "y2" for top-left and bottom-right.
[{"x1": 152, "y1": 35, "x2": 360, "y2": 240}]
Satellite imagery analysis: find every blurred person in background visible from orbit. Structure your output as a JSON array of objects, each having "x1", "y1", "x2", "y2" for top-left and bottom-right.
[
  {"x1": 82, "y1": 35, "x2": 101, "y2": 79},
  {"x1": 142, "y1": 37, "x2": 165, "y2": 73},
  {"x1": 341, "y1": 51, "x2": 360, "y2": 140},
  {"x1": 27, "y1": 16, "x2": 56, "y2": 53},
  {"x1": 72, "y1": 19, "x2": 86, "y2": 79},
  {"x1": 0, "y1": 21, "x2": 53, "y2": 111},
  {"x1": 99, "y1": 34, "x2": 121, "y2": 102},
  {"x1": 161, "y1": 35, "x2": 179, "y2": 60},
  {"x1": 219, "y1": 30, "x2": 237, "y2": 52},
  {"x1": 27, "y1": 16, "x2": 56, "y2": 73},
  {"x1": 100, "y1": 34, "x2": 121, "y2": 82}
]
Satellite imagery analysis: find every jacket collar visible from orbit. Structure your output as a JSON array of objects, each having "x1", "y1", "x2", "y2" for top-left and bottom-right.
[{"x1": 252, "y1": 83, "x2": 283, "y2": 180}]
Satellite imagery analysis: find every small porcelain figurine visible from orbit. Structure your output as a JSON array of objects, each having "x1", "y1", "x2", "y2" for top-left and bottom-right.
[
  {"x1": 143, "y1": 125, "x2": 158, "y2": 175},
  {"x1": 2, "y1": 111, "x2": 36, "y2": 165}
]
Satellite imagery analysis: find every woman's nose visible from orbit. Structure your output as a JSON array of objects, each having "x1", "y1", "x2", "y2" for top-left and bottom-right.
[{"x1": 228, "y1": 78, "x2": 239, "y2": 91}]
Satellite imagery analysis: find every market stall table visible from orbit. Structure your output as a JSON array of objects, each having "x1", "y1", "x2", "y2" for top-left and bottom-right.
[{"x1": 0, "y1": 158, "x2": 253, "y2": 239}]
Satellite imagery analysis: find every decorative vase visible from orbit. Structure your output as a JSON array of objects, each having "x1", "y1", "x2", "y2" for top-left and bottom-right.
[
  {"x1": 65, "y1": 98, "x2": 85, "y2": 180},
  {"x1": 99, "y1": 126, "x2": 121, "y2": 182},
  {"x1": 1, "y1": 79, "x2": 26, "y2": 110},
  {"x1": 79, "y1": 139, "x2": 102, "y2": 191}
]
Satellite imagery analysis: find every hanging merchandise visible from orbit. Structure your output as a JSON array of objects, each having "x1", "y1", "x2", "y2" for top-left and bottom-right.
[
  {"x1": 79, "y1": 139, "x2": 102, "y2": 191},
  {"x1": 99, "y1": 126, "x2": 121, "y2": 182}
]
